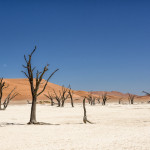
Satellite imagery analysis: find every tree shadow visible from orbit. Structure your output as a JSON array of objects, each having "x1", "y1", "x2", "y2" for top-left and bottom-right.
[
  {"x1": 0, "y1": 122, "x2": 25, "y2": 126},
  {"x1": 64, "y1": 122, "x2": 95, "y2": 125},
  {"x1": 64, "y1": 123, "x2": 83, "y2": 125},
  {"x1": 0, "y1": 122, "x2": 95, "y2": 127},
  {"x1": 0, "y1": 122, "x2": 60, "y2": 126},
  {"x1": 27, "y1": 122, "x2": 60, "y2": 125}
]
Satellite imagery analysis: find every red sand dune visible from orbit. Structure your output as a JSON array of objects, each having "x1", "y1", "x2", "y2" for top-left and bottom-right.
[{"x1": 2, "y1": 79, "x2": 150, "y2": 103}]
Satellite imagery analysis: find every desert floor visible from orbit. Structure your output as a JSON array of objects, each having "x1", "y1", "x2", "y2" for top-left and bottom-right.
[{"x1": 0, "y1": 103, "x2": 150, "y2": 150}]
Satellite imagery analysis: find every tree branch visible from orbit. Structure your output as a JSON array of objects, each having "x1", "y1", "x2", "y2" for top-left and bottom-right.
[{"x1": 37, "y1": 69, "x2": 59, "y2": 96}]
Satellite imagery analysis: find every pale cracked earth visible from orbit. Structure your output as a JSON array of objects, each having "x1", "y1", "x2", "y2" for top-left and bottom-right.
[{"x1": 0, "y1": 103, "x2": 150, "y2": 150}]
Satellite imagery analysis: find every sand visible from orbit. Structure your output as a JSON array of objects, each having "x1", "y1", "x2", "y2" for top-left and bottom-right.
[
  {"x1": 2, "y1": 79, "x2": 150, "y2": 102},
  {"x1": 0, "y1": 103, "x2": 150, "y2": 150}
]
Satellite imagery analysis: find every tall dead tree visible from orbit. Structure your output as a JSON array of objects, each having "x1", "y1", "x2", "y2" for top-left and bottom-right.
[
  {"x1": 22, "y1": 46, "x2": 58, "y2": 124},
  {"x1": 0, "y1": 78, "x2": 18, "y2": 110},
  {"x1": 102, "y1": 92, "x2": 110, "y2": 105},
  {"x1": 44, "y1": 92, "x2": 55, "y2": 106},
  {"x1": 128, "y1": 93, "x2": 135, "y2": 104},
  {"x1": 83, "y1": 98, "x2": 92, "y2": 124},
  {"x1": 68, "y1": 85, "x2": 74, "y2": 107}
]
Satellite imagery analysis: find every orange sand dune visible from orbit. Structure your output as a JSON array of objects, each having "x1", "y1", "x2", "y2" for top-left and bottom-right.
[
  {"x1": 2, "y1": 79, "x2": 150, "y2": 103},
  {"x1": 2, "y1": 79, "x2": 81, "y2": 101}
]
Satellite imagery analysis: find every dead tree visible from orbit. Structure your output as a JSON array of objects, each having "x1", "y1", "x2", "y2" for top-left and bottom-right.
[
  {"x1": 118, "y1": 98, "x2": 123, "y2": 104},
  {"x1": 143, "y1": 91, "x2": 150, "y2": 96},
  {"x1": 0, "y1": 78, "x2": 18, "y2": 110},
  {"x1": 68, "y1": 85, "x2": 74, "y2": 107},
  {"x1": 53, "y1": 89, "x2": 61, "y2": 107},
  {"x1": 44, "y1": 92, "x2": 55, "y2": 106},
  {"x1": 87, "y1": 91, "x2": 95, "y2": 105},
  {"x1": 52, "y1": 86, "x2": 69, "y2": 107},
  {"x1": 143, "y1": 91, "x2": 150, "y2": 103},
  {"x1": 102, "y1": 92, "x2": 110, "y2": 105},
  {"x1": 83, "y1": 98, "x2": 92, "y2": 124},
  {"x1": 60, "y1": 86, "x2": 69, "y2": 107},
  {"x1": 128, "y1": 93, "x2": 135, "y2": 104},
  {"x1": 97, "y1": 96, "x2": 101, "y2": 104},
  {"x1": 87, "y1": 94, "x2": 92, "y2": 104},
  {"x1": 22, "y1": 46, "x2": 58, "y2": 124},
  {"x1": 27, "y1": 100, "x2": 32, "y2": 104}
]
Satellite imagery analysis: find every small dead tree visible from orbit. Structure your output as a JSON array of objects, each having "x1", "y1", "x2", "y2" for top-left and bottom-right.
[
  {"x1": 128, "y1": 93, "x2": 135, "y2": 104},
  {"x1": 27, "y1": 100, "x2": 32, "y2": 104},
  {"x1": 22, "y1": 46, "x2": 58, "y2": 124},
  {"x1": 102, "y1": 92, "x2": 110, "y2": 105},
  {"x1": 52, "y1": 86, "x2": 69, "y2": 107},
  {"x1": 44, "y1": 92, "x2": 55, "y2": 106},
  {"x1": 87, "y1": 94, "x2": 92, "y2": 104},
  {"x1": 53, "y1": 89, "x2": 61, "y2": 107},
  {"x1": 97, "y1": 96, "x2": 101, "y2": 104},
  {"x1": 68, "y1": 85, "x2": 74, "y2": 107},
  {"x1": 91, "y1": 96, "x2": 96, "y2": 105},
  {"x1": 87, "y1": 91, "x2": 95, "y2": 105},
  {"x1": 118, "y1": 98, "x2": 123, "y2": 104},
  {"x1": 0, "y1": 78, "x2": 18, "y2": 110},
  {"x1": 60, "y1": 86, "x2": 69, "y2": 107},
  {"x1": 83, "y1": 98, "x2": 92, "y2": 124}
]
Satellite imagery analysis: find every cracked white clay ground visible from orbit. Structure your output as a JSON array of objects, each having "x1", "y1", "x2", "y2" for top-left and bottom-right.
[{"x1": 0, "y1": 103, "x2": 150, "y2": 150}]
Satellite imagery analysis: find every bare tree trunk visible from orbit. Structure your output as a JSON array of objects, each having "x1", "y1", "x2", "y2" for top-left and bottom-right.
[
  {"x1": 128, "y1": 93, "x2": 135, "y2": 105},
  {"x1": 83, "y1": 98, "x2": 92, "y2": 124},
  {"x1": 29, "y1": 96, "x2": 37, "y2": 124},
  {"x1": 61, "y1": 99, "x2": 65, "y2": 107},
  {"x1": 50, "y1": 99, "x2": 54, "y2": 106},
  {"x1": 0, "y1": 94, "x2": 2, "y2": 110},
  {"x1": 0, "y1": 98, "x2": 2, "y2": 110},
  {"x1": 57, "y1": 100, "x2": 61, "y2": 107},
  {"x1": 102, "y1": 100, "x2": 105, "y2": 105},
  {"x1": 70, "y1": 96, "x2": 74, "y2": 107},
  {"x1": 68, "y1": 85, "x2": 74, "y2": 107}
]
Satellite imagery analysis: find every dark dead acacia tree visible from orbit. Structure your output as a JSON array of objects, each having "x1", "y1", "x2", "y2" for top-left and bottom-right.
[
  {"x1": 83, "y1": 98, "x2": 93, "y2": 124},
  {"x1": 44, "y1": 92, "x2": 55, "y2": 106},
  {"x1": 102, "y1": 92, "x2": 110, "y2": 105},
  {"x1": 0, "y1": 78, "x2": 18, "y2": 110},
  {"x1": 128, "y1": 93, "x2": 135, "y2": 104},
  {"x1": 22, "y1": 46, "x2": 58, "y2": 124}
]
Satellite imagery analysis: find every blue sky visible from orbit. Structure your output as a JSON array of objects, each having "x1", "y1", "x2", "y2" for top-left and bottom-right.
[{"x1": 0, "y1": 0, "x2": 150, "y2": 95}]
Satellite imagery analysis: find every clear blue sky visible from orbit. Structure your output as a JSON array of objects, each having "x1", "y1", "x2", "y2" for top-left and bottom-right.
[{"x1": 0, "y1": 0, "x2": 150, "y2": 95}]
